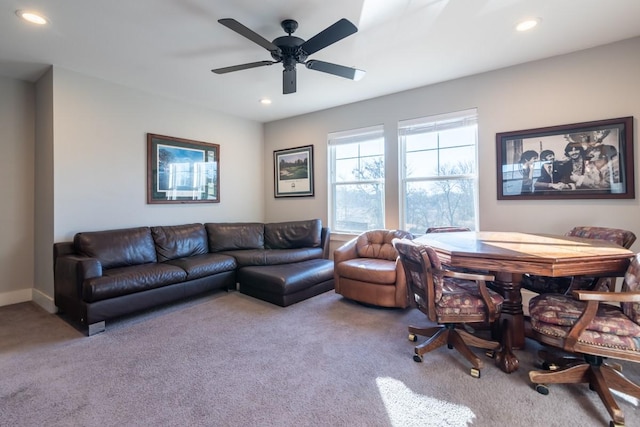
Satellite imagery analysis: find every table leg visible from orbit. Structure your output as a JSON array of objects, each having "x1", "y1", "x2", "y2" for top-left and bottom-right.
[
  {"x1": 491, "y1": 271, "x2": 525, "y2": 348},
  {"x1": 490, "y1": 272, "x2": 524, "y2": 374}
]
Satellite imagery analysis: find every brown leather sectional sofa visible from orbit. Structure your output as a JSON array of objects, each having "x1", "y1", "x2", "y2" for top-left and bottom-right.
[{"x1": 53, "y1": 219, "x2": 332, "y2": 335}]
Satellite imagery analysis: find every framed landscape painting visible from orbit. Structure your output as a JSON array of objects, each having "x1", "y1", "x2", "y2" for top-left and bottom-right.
[
  {"x1": 147, "y1": 133, "x2": 220, "y2": 204},
  {"x1": 274, "y1": 145, "x2": 314, "y2": 198},
  {"x1": 496, "y1": 117, "x2": 634, "y2": 200}
]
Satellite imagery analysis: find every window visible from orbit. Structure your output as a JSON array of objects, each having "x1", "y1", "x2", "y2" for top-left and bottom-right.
[
  {"x1": 399, "y1": 109, "x2": 479, "y2": 235},
  {"x1": 329, "y1": 125, "x2": 385, "y2": 233}
]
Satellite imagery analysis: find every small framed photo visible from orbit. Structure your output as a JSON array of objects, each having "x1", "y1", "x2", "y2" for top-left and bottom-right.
[
  {"x1": 274, "y1": 145, "x2": 314, "y2": 198},
  {"x1": 147, "y1": 133, "x2": 220, "y2": 204},
  {"x1": 496, "y1": 117, "x2": 634, "y2": 200}
]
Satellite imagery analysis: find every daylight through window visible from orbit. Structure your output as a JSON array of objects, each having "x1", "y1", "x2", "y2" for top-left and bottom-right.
[
  {"x1": 328, "y1": 126, "x2": 385, "y2": 233},
  {"x1": 399, "y1": 109, "x2": 479, "y2": 234}
]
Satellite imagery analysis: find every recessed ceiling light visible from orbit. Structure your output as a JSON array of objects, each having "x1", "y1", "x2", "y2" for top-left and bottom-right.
[
  {"x1": 16, "y1": 10, "x2": 48, "y2": 25},
  {"x1": 259, "y1": 98, "x2": 272, "y2": 105},
  {"x1": 516, "y1": 18, "x2": 540, "y2": 32}
]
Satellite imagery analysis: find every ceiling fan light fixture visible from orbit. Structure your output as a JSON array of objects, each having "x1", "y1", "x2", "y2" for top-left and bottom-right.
[
  {"x1": 516, "y1": 18, "x2": 540, "y2": 32},
  {"x1": 16, "y1": 10, "x2": 48, "y2": 25}
]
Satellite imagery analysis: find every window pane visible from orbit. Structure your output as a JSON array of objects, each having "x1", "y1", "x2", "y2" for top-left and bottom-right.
[
  {"x1": 400, "y1": 109, "x2": 478, "y2": 233},
  {"x1": 335, "y1": 157, "x2": 360, "y2": 182},
  {"x1": 438, "y1": 126, "x2": 476, "y2": 148},
  {"x1": 404, "y1": 180, "x2": 476, "y2": 235},
  {"x1": 334, "y1": 183, "x2": 385, "y2": 232},
  {"x1": 406, "y1": 132, "x2": 438, "y2": 152},
  {"x1": 329, "y1": 126, "x2": 385, "y2": 233},
  {"x1": 405, "y1": 149, "x2": 438, "y2": 178},
  {"x1": 438, "y1": 147, "x2": 476, "y2": 174}
]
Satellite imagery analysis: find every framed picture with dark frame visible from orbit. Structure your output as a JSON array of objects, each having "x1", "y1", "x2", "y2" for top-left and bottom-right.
[
  {"x1": 147, "y1": 133, "x2": 220, "y2": 204},
  {"x1": 496, "y1": 116, "x2": 634, "y2": 200},
  {"x1": 274, "y1": 145, "x2": 314, "y2": 198}
]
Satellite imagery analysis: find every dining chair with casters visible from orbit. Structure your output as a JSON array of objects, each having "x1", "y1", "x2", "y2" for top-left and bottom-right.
[
  {"x1": 522, "y1": 226, "x2": 636, "y2": 295},
  {"x1": 528, "y1": 253, "x2": 640, "y2": 427},
  {"x1": 393, "y1": 238, "x2": 505, "y2": 378}
]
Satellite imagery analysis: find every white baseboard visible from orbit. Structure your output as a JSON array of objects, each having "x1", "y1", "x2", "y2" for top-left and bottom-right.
[
  {"x1": 0, "y1": 288, "x2": 57, "y2": 314},
  {"x1": 32, "y1": 288, "x2": 57, "y2": 313},
  {"x1": 0, "y1": 288, "x2": 32, "y2": 307}
]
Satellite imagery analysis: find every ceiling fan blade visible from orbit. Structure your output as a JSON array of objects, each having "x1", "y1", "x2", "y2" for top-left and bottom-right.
[
  {"x1": 305, "y1": 60, "x2": 365, "y2": 81},
  {"x1": 283, "y1": 68, "x2": 296, "y2": 94},
  {"x1": 218, "y1": 18, "x2": 281, "y2": 54},
  {"x1": 211, "y1": 61, "x2": 275, "y2": 74},
  {"x1": 301, "y1": 19, "x2": 358, "y2": 55}
]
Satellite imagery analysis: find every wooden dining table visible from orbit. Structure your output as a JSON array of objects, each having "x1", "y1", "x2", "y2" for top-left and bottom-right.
[{"x1": 414, "y1": 231, "x2": 633, "y2": 373}]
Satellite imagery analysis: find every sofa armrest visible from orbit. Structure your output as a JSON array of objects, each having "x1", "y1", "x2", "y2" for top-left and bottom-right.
[
  {"x1": 321, "y1": 227, "x2": 331, "y2": 259},
  {"x1": 54, "y1": 255, "x2": 102, "y2": 300}
]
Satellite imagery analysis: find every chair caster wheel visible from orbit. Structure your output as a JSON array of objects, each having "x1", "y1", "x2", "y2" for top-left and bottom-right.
[
  {"x1": 470, "y1": 368, "x2": 480, "y2": 378},
  {"x1": 535, "y1": 384, "x2": 549, "y2": 395},
  {"x1": 413, "y1": 353, "x2": 423, "y2": 363},
  {"x1": 485, "y1": 350, "x2": 495, "y2": 358},
  {"x1": 408, "y1": 333, "x2": 417, "y2": 342}
]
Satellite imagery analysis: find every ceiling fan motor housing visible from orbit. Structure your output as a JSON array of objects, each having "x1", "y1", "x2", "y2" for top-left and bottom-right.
[
  {"x1": 271, "y1": 35, "x2": 307, "y2": 68},
  {"x1": 213, "y1": 17, "x2": 363, "y2": 94}
]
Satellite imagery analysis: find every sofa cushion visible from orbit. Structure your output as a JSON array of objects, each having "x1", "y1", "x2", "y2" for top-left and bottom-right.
[
  {"x1": 83, "y1": 263, "x2": 187, "y2": 302},
  {"x1": 165, "y1": 253, "x2": 237, "y2": 280},
  {"x1": 264, "y1": 219, "x2": 321, "y2": 250},
  {"x1": 205, "y1": 222, "x2": 264, "y2": 252},
  {"x1": 151, "y1": 223, "x2": 208, "y2": 262},
  {"x1": 74, "y1": 227, "x2": 157, "y2": 269},
  {"x1": 222, "y1": 247, "x2": 324, "y2": 267}
]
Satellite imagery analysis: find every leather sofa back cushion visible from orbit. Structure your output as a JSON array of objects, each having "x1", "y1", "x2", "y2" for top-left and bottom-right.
[
  {"x1": 356, "y1": 229, "x2": 413, "y2": 261},
  {"x1": 265, "y1": 219, "x2": 322, "y2": 249},
  {"x1": 151, "y1": 223, "x2": 208, "y2": 262},
  {"x1": 74, "y1": 227, "x2": 157, "y2": 269},
  {"x1": 206, "y1": 222, "x2": 265, "y2": 252}
]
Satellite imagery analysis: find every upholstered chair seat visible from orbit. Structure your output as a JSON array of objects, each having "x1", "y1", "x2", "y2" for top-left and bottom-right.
[{"x1": 528, "y1": 253, "x2": 640, "y2": 426}]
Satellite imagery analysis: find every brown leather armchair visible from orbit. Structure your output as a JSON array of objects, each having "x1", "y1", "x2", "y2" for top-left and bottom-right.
[{"x1": 334, "y1": 229, "x2": 413, "y2": 308}]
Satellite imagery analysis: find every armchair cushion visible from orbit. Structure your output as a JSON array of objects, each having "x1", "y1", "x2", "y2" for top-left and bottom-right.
[
  {"x1": 336, "y1": 258, "x2": 398, "y2": 284},
  {"x1": 355, "y1": 229, "x2": 408, "y2": 260}
]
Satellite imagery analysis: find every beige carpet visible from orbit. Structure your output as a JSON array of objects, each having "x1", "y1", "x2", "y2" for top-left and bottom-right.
[{"x1": 1, "y1": 290, "x2": 638, "y2": 426}]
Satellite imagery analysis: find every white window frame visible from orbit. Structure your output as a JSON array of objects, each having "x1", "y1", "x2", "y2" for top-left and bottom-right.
[
  {"x1": 398, "y1": 108, "x2": 479, "y2": 234},
  {"x1": 328, "y1": 125, "x2": 385, "y2": 234}
]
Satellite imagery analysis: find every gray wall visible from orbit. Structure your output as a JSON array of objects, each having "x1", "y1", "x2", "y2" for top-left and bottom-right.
[
  {"x1": 0, "y1": 68, "x2": 265, "y2": 310},
  {"x1": 0, "y1": 76, "x2": 35, "y2": 305},
  {"x1": 1, "y1": 37, "x2": 639, "y2": 310},
  {"x1": 264, "y1": 37, "x2": 640, "y2": 254}
]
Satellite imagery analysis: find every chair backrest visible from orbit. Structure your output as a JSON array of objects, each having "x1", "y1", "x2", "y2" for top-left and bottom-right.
[
  {"x1": 355, "y1": 229, "x2": 413, "y2": 260},
  {"x1": 621, "y1": 253, "x2": 640, "y2": 324},
  {"x1": 425, "y1": 226, "x2": 471, "y2": 233},
  {"x1": 393, "y1": 239, "x2": 441, "y2": 322},
  {"x1": 566, "y1": 226, "x2": 636, "y2": 249}
]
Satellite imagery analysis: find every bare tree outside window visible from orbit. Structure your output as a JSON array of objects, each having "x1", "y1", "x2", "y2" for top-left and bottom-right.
[{"x1": 400, "y1": 110, "x2": 479, "y2": 234}]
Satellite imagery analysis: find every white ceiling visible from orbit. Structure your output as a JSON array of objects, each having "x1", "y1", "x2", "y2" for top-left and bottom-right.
[{"x1": 2, "y1": 0, "x2": 640, "y2": 123}]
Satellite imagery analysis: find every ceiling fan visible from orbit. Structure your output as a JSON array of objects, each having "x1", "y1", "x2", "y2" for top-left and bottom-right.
[{"x1": 211, "y1": 18, "x2": 365, "y2": 94}]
